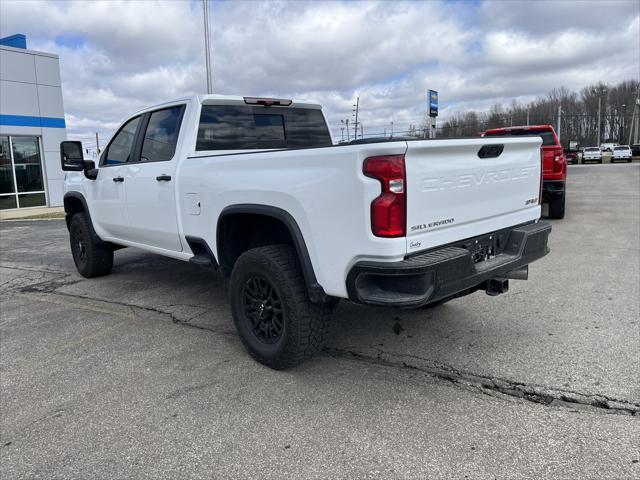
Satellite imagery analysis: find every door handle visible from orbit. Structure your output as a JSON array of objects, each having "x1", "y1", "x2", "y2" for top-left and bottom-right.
[
  {"x1": 113, "y1": 176, "x2": 124, "y2": 182},
  {"x1": 156, "y1": 175, "x2": 172, "y2": 181}
]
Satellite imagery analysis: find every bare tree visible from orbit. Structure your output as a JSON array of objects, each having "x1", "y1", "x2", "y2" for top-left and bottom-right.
[{"x1": 433, "y1": 80, "x2": 639, "y2": 147}]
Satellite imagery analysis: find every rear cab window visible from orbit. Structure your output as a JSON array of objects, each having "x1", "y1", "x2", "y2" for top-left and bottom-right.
[{"x1": 196, "y1": 105, "x2": 332, "y2": 150}]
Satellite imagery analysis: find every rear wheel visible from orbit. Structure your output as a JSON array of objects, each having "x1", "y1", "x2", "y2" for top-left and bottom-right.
[
  {"x1": 69, "y1": 213, "x2": 113, "y2": 277},
  {"x1": 548, "y1": 192, "x2": 566, "y2": 219},
  {"x1": 229, "y1": 244, "x2": 336, "y2": 369}
]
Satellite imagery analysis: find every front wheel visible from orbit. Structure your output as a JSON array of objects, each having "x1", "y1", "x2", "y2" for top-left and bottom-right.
[
  {"x1": 69, "y1": 213, "x2": 113, "y2": 277},
  {"x1": 229, "y1": 244, "x2": 336, "y2": 369}
]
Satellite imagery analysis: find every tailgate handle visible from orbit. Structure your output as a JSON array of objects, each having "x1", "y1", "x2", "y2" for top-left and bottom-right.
[{"x1": 478, "y1": 144, "x2": 504, "y2": 159}]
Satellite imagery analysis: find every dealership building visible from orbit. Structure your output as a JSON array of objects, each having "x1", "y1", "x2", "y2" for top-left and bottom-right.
[{"x1": 0, "y1": 34, "x2": 67, "y2": 210}]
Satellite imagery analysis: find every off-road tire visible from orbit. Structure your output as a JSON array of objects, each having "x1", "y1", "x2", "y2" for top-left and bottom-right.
[
  {"x1": 229, "y1": 244, "x2": 335, "y2": 369},
  {"x1": 69, "y1": 213, "x2": 113, "y2": 277},
  {"x1": 548, "y1": 192, "x2": 566, "y2": 219}
]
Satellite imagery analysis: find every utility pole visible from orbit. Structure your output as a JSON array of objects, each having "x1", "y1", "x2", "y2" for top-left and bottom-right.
[
  {"x1": 556, "y1": 105, "x2": 561, "y2": 143},
  {"x1": 95, "y1": 132, "x2": 100, "y2": 154},
  {"x1": 203, "y1": 0, "x2": 213, "y2": 94},
  {"x1": 390, "y1": 121, "x2": 394, "y2": 137},
  {"x1": 360, "y1": 124, "x2": 363, "y2": 139},
  {"x1": 352, "y1": 97, "x2": 360, "y2": 140}
]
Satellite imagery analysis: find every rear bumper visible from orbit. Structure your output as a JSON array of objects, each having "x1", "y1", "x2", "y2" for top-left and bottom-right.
[{"x1": 346, "y1": 221, "x2": 551, "y2": 307}]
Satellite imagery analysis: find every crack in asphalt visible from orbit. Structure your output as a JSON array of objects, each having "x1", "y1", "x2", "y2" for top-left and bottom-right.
[
  {"x1": 8, "y1": 268, "x2": 640, "y2": 417},
  {"x1": 323, "y1": 347, "x2": 640, "y2": 417},
  {"x1": 15, "y1": 273, "x2": 232, "y2": 336}
]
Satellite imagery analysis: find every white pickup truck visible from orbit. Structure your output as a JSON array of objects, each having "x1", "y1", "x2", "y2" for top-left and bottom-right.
[{"x1": 60, "y1": 94, "x2": 551, "y2": 369}]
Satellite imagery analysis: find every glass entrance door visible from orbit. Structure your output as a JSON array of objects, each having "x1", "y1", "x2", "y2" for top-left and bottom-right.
[{"x1": 0, "y1": 135, "x2": 47, "y2": 209}]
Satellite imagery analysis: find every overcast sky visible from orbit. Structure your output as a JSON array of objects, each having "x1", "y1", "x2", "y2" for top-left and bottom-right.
[{"x1": 1, "y1": 0, "x2": 638, "y2": 146}]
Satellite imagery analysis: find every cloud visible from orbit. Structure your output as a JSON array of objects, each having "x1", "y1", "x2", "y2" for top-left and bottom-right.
[{"x1": 0, "y1": 0, "x2": 638, "y2": 143}]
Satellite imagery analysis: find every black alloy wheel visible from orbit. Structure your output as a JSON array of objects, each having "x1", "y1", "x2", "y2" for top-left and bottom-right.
[
  {"x1": 241, "y1": 275, "x2": 284, "y2": 344},
  {"x1": 72, "y1": 227, "x2": 88, "y2": 267}
]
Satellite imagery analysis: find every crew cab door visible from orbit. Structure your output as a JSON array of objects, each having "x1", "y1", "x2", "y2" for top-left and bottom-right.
[
  {"x1": 91, "y1": 115, "x2": 142, "y2": 239},
  {"x1": 122, "y1": 104, "x2": 185, "y2": 252}
]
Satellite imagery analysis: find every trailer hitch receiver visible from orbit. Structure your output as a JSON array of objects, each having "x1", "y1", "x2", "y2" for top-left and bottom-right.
[{"x1": 483, "y1": 278, "x2": 509, "y2": 296}]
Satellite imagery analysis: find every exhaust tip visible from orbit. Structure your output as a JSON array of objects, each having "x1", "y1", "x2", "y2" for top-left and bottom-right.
[{"x1": 503, "y1": 266, "x2": 529, "y2": 281}]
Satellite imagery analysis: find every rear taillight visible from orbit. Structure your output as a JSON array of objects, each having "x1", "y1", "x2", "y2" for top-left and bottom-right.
[
  {"x1": 553, "y1": 147, "x2": 564, "y2": 174},
  {"x1": 363, "y1": 154, "x2": 406, "y2": 237}
]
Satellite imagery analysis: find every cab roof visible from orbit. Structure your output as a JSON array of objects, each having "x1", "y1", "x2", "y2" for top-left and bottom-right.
[{"x1": 133, "y1": 94, "x2": 322, "y2": 116}]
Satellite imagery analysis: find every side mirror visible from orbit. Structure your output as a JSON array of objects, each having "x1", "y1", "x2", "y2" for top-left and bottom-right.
[{"x1": 60, "y1": 141, "x2": 85, "y2": 171}]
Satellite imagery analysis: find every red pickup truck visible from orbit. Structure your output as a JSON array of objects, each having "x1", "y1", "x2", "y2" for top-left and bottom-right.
[{"x1": 482, "y1": 125, "x2": 566, "y2": 219}]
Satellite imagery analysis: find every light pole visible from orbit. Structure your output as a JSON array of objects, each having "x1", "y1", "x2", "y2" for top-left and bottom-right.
[
  {"x1": 390, "y1": 121, "x2": 394, "y2": 137},
  {"x1": 629, "y1": 95, "x2": 640, "y2": 145},
  {"x1": 341, "y1": 119, "x2": 350, "y2": 142},
  {"x1": 596, "y1": 86, "x2": 607, "y2": 147},
  {"x1": 621, "y1": 104, "x2": 626, "y2": 144},
  {"x1": 203, "y1": 0, "x2": 213, "y2": 94}
]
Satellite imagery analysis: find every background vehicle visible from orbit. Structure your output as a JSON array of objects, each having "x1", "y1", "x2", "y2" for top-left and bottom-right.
[
  {"x1": 600, "y1": 142, "x2": 617, "y2": 152},
  {"x1": 582, "y1": 147, "x2": 603, "y2": 163},
  {"x1": 482, "y1": 125, "x2": 566, "y2": 219},
  {"x1": 612, "y1": 145, "x2": 632, "y2": 162},
  {"x1": 564, "y1": 149, "x2": 579, "y2": 165},
  {"x1": 564, "y1": 140, "x2": 580, "y2": 165},
  {"x1": 60, "y1": 94, "x2": 551, "y2": 369},
  {"x1": 631, "y1": 144, "x2": 640, "y2": 156}
]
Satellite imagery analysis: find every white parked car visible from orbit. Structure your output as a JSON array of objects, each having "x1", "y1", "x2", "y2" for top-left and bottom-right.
[
  {"x1": 611, "y1": 145, "x2": 632, "y2": 163},
  {"x1": 59, "y1": 94, "x2": 551, "y2": 369},
  {"x1": 582, "y1": 147, "x2": 602, "y2": 163}
]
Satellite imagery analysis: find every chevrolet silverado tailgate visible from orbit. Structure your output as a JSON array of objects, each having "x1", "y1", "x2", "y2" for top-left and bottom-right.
[{"x1": 404, "y1": 137, "x2": 542, "y2": 254}]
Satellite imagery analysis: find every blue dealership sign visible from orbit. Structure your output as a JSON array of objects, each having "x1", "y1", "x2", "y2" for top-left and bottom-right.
[{"x1": 428, "y1": 90, "x2": 438, "y2": 117}]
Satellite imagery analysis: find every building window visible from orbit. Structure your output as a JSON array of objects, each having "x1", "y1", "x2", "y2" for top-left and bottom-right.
[{"x1": 0, "y1": 135, "x2": 47, "y2": 209}]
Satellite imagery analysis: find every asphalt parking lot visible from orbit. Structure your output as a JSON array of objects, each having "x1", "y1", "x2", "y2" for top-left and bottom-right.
[{"x1": 1, "y1": 163, "x2": 639, "y2": 479}]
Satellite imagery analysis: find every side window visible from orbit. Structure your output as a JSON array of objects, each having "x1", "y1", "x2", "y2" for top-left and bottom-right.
[
  {"x1": 104, "y1": 116, "x2": 141, "y2": 166},
  {"x1": 140, "y1": 106, "x2": 184, "y2": 162}
]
